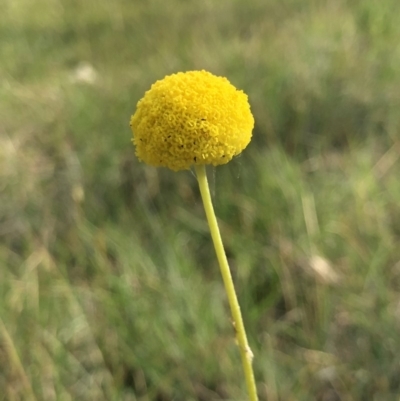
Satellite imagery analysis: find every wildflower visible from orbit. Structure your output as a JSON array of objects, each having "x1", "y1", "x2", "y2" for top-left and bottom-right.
[
  {"x1": 130, "y1": 70, "x2": 254, "y2": 171},
  {"x1": 129, "y1": 70, "x2": 258, "y2": 401}
]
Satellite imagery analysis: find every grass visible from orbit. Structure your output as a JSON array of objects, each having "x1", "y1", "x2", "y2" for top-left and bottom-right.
[{"x1": 1, "y1": 0, "x2": 400, "y2": 400}]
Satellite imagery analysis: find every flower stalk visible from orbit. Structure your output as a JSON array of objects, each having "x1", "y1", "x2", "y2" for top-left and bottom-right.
[{"x1": 195, "y1": 164, "x2": 258, "y2": 401}]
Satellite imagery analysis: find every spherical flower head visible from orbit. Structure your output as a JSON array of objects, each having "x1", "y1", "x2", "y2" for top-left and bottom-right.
[{"x1": 130, "y1": 70, "x2": 254, "y2": 171}]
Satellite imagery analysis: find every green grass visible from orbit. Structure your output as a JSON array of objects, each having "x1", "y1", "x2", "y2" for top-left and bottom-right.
[{"x1": 1, "y1": 0, "x2": 400, "y2": 400}]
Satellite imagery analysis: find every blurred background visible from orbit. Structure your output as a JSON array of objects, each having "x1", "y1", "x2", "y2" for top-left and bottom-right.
[{"x1": 1, "y1": 0, "x2": 400, "y2": 400}]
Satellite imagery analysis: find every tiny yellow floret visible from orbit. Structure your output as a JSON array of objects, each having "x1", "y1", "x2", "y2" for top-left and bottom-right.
[{"x1": 130, "y1": 70, "x2": 254, "y2": 171}]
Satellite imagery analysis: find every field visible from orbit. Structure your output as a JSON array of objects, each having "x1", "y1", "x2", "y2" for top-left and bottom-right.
[{"x1": 2, "y1": 0, "x2": 400, "y2": 400}]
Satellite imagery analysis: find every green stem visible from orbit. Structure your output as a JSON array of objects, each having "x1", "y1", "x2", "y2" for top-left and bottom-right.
[{"x1": 195, "y1": 164, "x2": 258, "y2": 401}]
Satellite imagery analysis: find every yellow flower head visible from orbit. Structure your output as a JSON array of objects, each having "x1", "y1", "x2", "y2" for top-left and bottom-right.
[{"x1": 130, "y1": 70, "x2": 254, "y2": 171}]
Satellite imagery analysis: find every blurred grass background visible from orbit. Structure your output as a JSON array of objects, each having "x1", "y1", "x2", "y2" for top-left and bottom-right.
[{"x1": 1, "y1": 0, "x2": 400, "y2": 400}]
